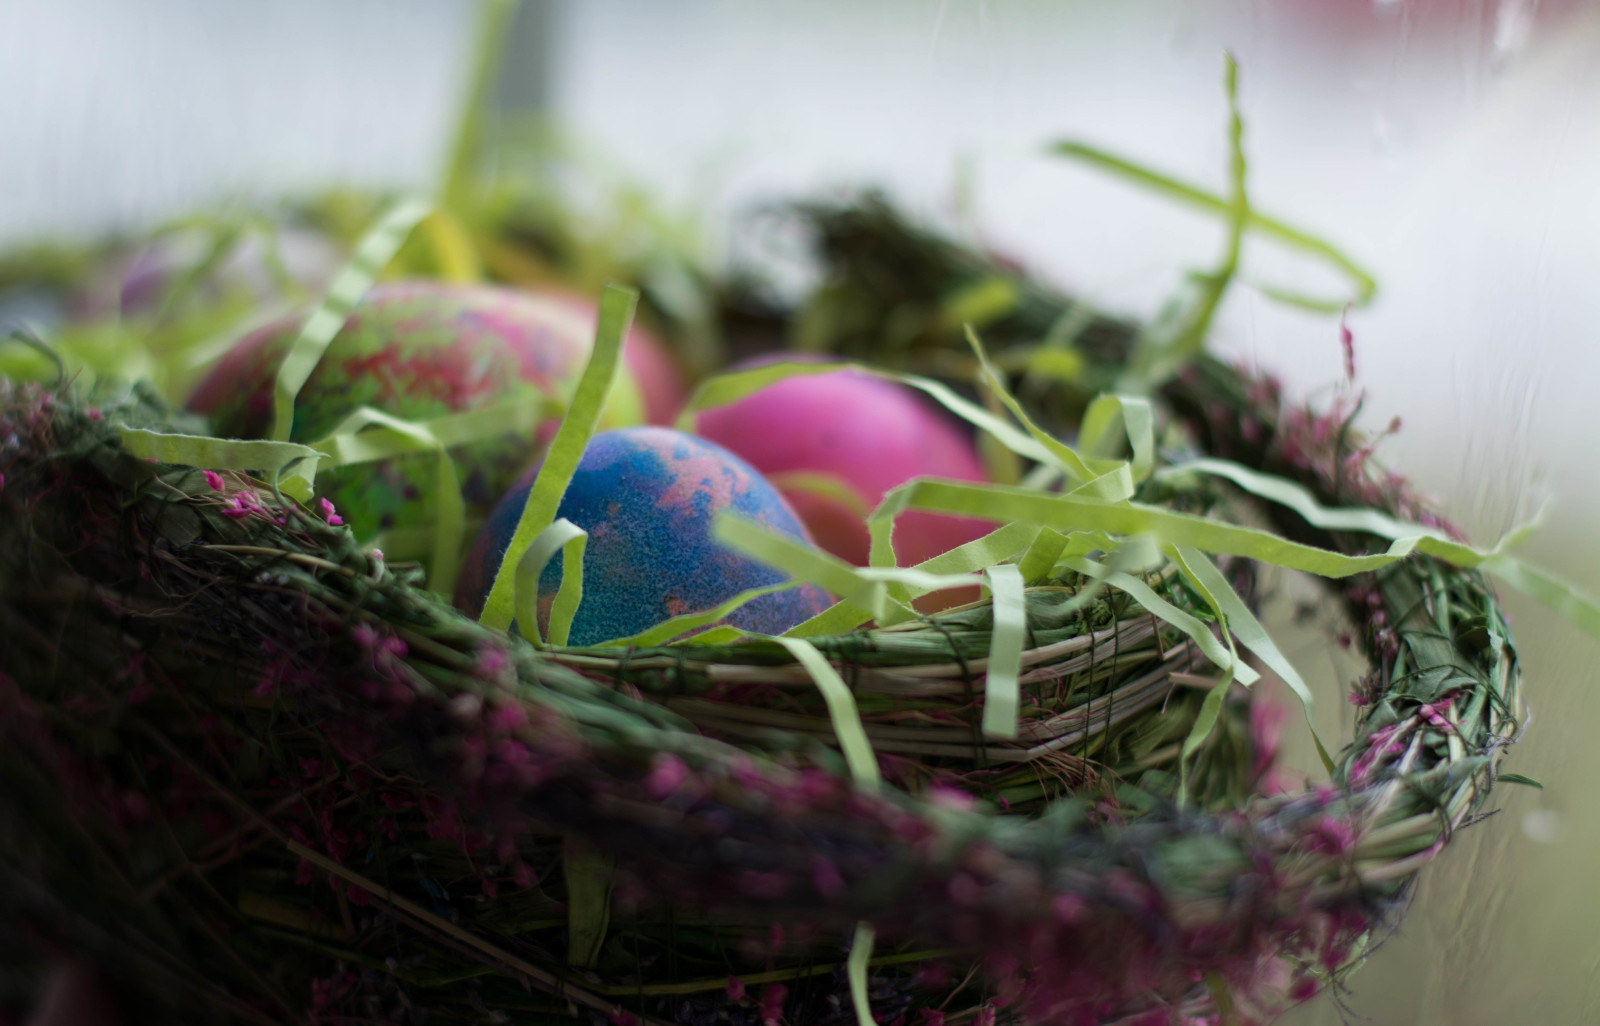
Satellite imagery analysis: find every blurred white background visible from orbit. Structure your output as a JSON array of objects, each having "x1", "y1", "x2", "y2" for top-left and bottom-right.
[{"x1": 4, "y1": 1, "x2": 1598, "y2": 1022}]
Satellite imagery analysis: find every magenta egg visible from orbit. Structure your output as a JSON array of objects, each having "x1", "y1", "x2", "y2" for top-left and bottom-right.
[{"x1": 694, "y1": 364, "x2": 994, "y2": 567}]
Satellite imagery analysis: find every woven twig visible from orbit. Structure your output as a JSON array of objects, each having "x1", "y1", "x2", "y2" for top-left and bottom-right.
[{"x1": 0, "y1": 351, "x2": 1521, "y2": 1026}]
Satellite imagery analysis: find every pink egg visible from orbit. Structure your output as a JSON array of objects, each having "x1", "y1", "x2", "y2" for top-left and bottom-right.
[{"x1": 695, "y1": 364, "x2": 993, "y2": 567}]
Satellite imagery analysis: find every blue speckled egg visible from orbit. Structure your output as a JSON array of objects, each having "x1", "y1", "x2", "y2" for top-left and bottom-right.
[{"x1": 455, "y1": 427, "x2": 832, "y2": 645}]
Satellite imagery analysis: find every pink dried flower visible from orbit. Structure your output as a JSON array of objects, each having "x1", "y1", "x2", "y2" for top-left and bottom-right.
[
  {"x1": 811, "y1": 858, "x2": 845, "y2": 899},
  {"x1": 726, "y1": 976, "x2": 747, "y2": 1001},
  {"x1": 203, "y1": 470, "x2": 224, "y2": 490},
  {"x1": 759, "y1": 983, "x2": 788, "y2": 1026},
  {"x1": 308, "y1": 971, "x2": 357, "y2": 1019},
  {"x1": 474, "y1": 646, "x2": 509, "y2": 681},
  {"x1": 917, "y1": 1010, "x2": 945, "y2": 1026},
  {"x1": 487, "y1": 702, "x2": 526, "y2": 734},
  {"x1": 319, "y1": 496, "x2": 343, "y2": 526},
  {"x1": 946, "y1": 873, "x2": 981, "y2": 906},
  {"x1": 972, "y1": 1005, "x2": 996, "y2": 1026},
  {"x1": 608, "y1": 1010, "x2": 638, "y2": 1026},
  {"x1": 1249, "y1": 695, "x2": 1286, "y2": 790},
  {"x1": 1052, "y1": 892, "x2": 1086, "y2": 924},
  {"x1": 1306, "y1": 815, "x2": 1358, "y2": 856},
  {"x1": 220, "y1": 489, "x2": 263, "y2": 519},
  {"x1": 87, "y1": 407, "x2": 102, "y2": 421},
  {"x1": 645, "y1": 753, "x2": 690, "y2": 800},
  {"x1": 927, "y1": 782, "x2": 977, "y2": 812},
  {"x1": 1418, "y1": 703, "x2": 1455, "y2": 732}
]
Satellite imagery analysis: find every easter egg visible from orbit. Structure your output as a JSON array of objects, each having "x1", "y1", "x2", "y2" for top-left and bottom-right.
[
  {"x1": 694, "y1": 363, "x2": 993, "y2": 567},
  {"x1": 454, "y1": 426, "x2": 832, "y2": 646},
  {"x1": 187, "y1": 280, "x2": 649, "y2": 540}
]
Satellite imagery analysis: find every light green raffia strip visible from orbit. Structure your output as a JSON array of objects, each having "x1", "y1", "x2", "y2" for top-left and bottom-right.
[
  {"x1": 871, "y1": 478, "x2": 1428, "y2": 580},
  {"x1": 313, "y1": 394, "x2": 562, "y2": 466},
  {"x1": 981, "y1": 563, "x2": 1026, "y2": 739},
  {"x1": 1017, "y1": 527, "x2": 1070, "y2": 585},
  {"x1": 964, "y1": 326, "x2": 1101, "y2": 485},
  {"x1": 317, "y1": 405, "x2": 466, "y2": 595},
  {"x1": 1171, "y1": 545, "x2": 1336, "y2": 774},
  {"x1": 1159, "y1": 456, "x2": 1600, "y2": 640},
  {"x1": 1157, "y1": 546, "x2": 1242, "y2": 806},
  {"x1": 270, "y1": 197, "x2": 432, "y2": 442},
  {"x1": 510, "y1": 518, "x2": 587, "y2": 647},
  {"x1": 607, "y1": 580, "x2": 803, "y2": 648},
  {"x1": 1481, "y1": 557, "x2": 1600, "y2": 639},
  {"x1": 368, "y1": 518, "x2": 484, "y2": 563},
  {"x1": 1156, "y1": 457, "x2": 1452, "y2": 541},
  {"x1": 863, "y1": 327, "x2": 1123, "y2": 576},
  {"x1": 1181, "y1": 642, "x2": 1239, "y2": 806},
  {"x1": 118, "y1": 427, "x2": 326, "y2": 502},
  {"x1": 774, "y1": 637, "x2": 880, "y2": 790},
  {"x1": 1162, "y1": 546, "x2": 1255, "y2": 805},
  {"x1": 1080, "y1": 394, "x2": 1156, "y2": 484},
  {"x1": 965, "y1": 328, "x2": 1146, "y2": 513},
  {"x1": 1049, "y1": 131, "x2": 1376, "y2": 311},
  {"x1": 440, "y1": 0, "x2": 521, "y2": 210},
  {"x1": 846, "y1": 922, "x2": 877, "y2": 1026},
  {"x1": 1062, "y1": 555, "x2": 1259, "y2": 687},
  {"x1": 419, "y1": 209, "x2": 483, "y2": 283},
  {"x1": 480, "y1": 284, "x2": 636, "y2": 631},
  {"x1": 782, "y1": 521, "x2": 1041, "y2": 638},
  {"x1": 766, "y1": 470, "x2": 872, "y2": 518},
  {"x1": 689, "y1": 625, "x2": 748, "y2": 646},
  {"x1": 1158, "y1": 456, "x2": 1533, "y2": 563},
  {"x1": 966, "y1": 329, "x2": 1148, "y2": 497},
  {"x1": 936, "y1": 276, "x2": 1018, "y2": 331},
  {"x1": 717, "y1": 513, "x2": 1019, "y2": 630},
  {"x1": 1150, "y1": 51, "x2": 1249, "y2": 383}
]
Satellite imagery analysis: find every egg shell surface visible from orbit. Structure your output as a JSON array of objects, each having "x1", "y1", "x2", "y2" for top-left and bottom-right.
[
  {"x1": 187, "y1": 280, "x2": 646, "y2": 540},
  {"x1": 694, "y1": 365, "x2": 993, "y2": 567},
  {"x1": 455, "y1": 426, "x2": 831, "y2": 646}
]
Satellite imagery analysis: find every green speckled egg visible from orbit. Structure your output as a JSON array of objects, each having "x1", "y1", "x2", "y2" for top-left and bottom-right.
[{"x1": 188, "y1": 281, "x2": 644, "y2": 542}]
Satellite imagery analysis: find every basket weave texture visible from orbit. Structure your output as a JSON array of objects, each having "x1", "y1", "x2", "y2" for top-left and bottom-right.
[{"x1": 0, "y1": 334, "x2": 1522, "y2": 1026}]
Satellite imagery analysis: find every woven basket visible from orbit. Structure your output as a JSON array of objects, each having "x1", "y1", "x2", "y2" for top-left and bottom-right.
[{"x1": 0, "y1": 342, "x2": 1522, "y2": 1026}]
